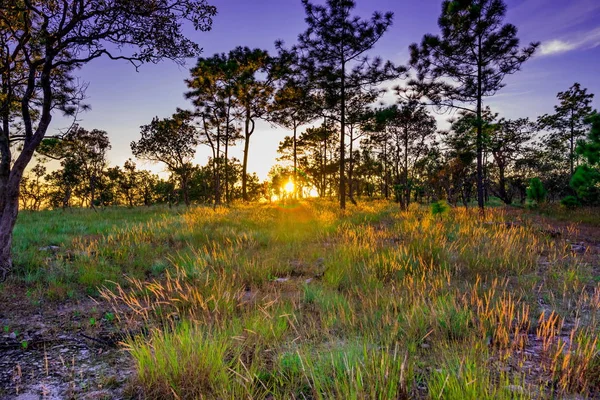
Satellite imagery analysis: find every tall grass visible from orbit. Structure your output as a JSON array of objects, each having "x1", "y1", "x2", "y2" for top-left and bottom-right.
[{"x1": 9, "y1": 200, "x2": 600, "y2": 398}]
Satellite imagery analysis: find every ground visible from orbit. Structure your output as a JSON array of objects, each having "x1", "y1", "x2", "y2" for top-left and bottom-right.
[{"x1": 0, "y1": 201, "x2": 599, "y2": 399}]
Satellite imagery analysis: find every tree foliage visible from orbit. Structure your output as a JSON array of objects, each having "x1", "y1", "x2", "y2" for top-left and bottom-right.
[
  {"x1": 409, "y1": 0, "x2": 538, "y2": 215},
  {"x1": 0, "y1": 0, "x2": 216, "y2": 279},
  {"x1": 538, "y1": 83, "x2": 595, "y2": 176},
  {"x1": 570, "y1": 113, "x2": 600, "y2": 205},
  {"x1": 292, "y1": 0, "x2": 402, "y2": 209},
  {"x1": 131, "y1": 111, "x2": 200, "y2": 206}
]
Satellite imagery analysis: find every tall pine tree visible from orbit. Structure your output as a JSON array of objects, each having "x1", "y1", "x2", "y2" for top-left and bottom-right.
[
  {"x1": 409, "y1": 0, "x2": 538, "y2": 216},
  {"x1": 293, "y1": 0, "x2": 402, "y2": 209},
  {"x1": 538, "y1": 83, "x2": 594, "y2": 177}
]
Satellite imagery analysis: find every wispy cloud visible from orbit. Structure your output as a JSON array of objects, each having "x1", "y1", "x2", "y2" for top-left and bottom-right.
[
  {"x1": 540, "y1": 40, "x2": 576, "y2": 56},
  {"x1": 539, "y1": 27, "x2": 600, "y2": 56},
  {"x1": 511, "y1": 0, "x2": 600, "y2": 36}
]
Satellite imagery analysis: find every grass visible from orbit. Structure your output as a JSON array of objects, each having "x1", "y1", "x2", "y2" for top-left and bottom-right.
[{"x1": 6, "y1": 199, "x2": 600, "y2": 399}]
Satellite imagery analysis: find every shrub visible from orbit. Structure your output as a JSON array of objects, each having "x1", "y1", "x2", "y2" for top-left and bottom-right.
[
  {"x1": 431, "y1": 200, "x2": 449, "y2": 219},
  {"x1": 526, "y1": 177, "x2": 547, "y2": 205},
  {"x1": 560, "y1": 195, "x2": 581, "y2": 209}
]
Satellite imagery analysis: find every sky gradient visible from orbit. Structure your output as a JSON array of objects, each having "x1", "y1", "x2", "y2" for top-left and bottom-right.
[{"x1": 52, "y1": 0, "x2": 600, "y2": 180}]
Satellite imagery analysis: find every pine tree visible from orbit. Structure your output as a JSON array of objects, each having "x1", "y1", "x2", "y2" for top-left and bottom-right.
[
  {"x1": 539, "y1": 83, "x2": 595, "y2": 177},
  {"x1": 570, "y1": 113, "x2": 600, "y2": 205},
  {"x1": 409, "y1": 0, "x2": 538, "y2": 216},
  {"x1": 293, "y1": 0, "x2": 402, "y2": 209}
]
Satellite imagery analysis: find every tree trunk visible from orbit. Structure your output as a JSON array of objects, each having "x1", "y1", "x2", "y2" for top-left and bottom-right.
[
  {"x1": 293, "y1": 124, "x2": 298, "y2": 199},
  {"x1": 224, "y1": 99, "x2": 231, "y2": 204},
  {"x1": 404, "y1": 134, "x2": 410, "y2": 210},
  {"x1": 323, "y1": 119, "x2": 327, "y2": 197},
  {"x1": 224, "y1": 136, "x2": 230, "y2": 204},
  {"x1": 348, "y1": 125, "x2": 357, "y2": 205},
  {"x1": 242, "y1": 113, "x2": 254, "y2": 202},
  {"x1": 214, "y1": 123, "x2": 221, "y2": 207},
  {"x1": 0, "y1": 117, "x2": 52, "y2": 280},
  {"x1": 242, "y1": 134, "x2": 250, "y2": 201},
  {"x1": 383, "y1": 142, "x2": 389, "y2": 199},
  {"x1": 181, "y1": 173, "x2": 190, "y2": 206},
  {"x1": 570, "y1": 108, "x2": 574, "y2": 176},
  {"x1": 476, "y1": 36, "x2": 485, "y2": 218},
  {"x1": 496, "y1": 157, "x2": 511, "y2": 205},
  {"x1": 339, "y1": 62, "x2": 346, "y2": 210}
]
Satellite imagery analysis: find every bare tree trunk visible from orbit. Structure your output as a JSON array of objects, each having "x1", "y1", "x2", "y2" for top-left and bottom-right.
[
  {"x1": 182, "y1": 175, "x2": 190, "y2": 206},
  {"x1": 348, "y1": 125, "x2": 357, "y2": 205},
  {"x1": 323, "y1": 120, "x2": 328, "y2": 197},
  {"x1": 224, "y1": 99, "x2": 231, "y2": 204},
  {"x1": 383, "y1": 142, "x2": 389, "y2": 199},
  {"x1": 214, "y1": 124, "x2": 221, "y2": 207},
  {"x1": 242, "y1": 113, "x2": 254, "y2": 202},
  {"x1": 293, "y1": 124, "x2": 298, "y2": 199},
  {"x1": 476, "y1": 36, "x2": 485, "y2": 218},
  {"x1": 339, "y1": 61, "x2": 346, "y2": 210},
  {"x1": 224, "y1": 136, "x2": 230, "y2": 204}
]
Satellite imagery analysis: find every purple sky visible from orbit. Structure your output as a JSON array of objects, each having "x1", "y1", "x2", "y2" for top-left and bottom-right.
[{"x1": 52, "y1": 0, "x2": 600, "y2": 180}]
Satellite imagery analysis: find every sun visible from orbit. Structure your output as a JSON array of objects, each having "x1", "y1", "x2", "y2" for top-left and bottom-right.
[{"x1": 283, "y1": 180, "x2": 295, "y2": 194}]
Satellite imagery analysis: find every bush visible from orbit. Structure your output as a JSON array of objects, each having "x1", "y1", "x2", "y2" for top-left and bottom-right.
[
  {"x1": 526, "y1": 178, "x2": 547, "y2": 206},
  {"x1": 431, "y1": 200, "x2": 449, "y2": 218},
  {"x1": 561, "y1": 195, "x2": 581, "y2": 209}
]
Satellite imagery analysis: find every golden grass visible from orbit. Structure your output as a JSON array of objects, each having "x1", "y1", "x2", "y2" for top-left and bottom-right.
[{"x1": 90, "y1": 200, "x2": 600, "y2": 398}]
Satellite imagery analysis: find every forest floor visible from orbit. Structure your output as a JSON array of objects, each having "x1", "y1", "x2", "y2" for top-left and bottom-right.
[{"x1": 0, "y1": 201, "x2": 599, "y2": 399}]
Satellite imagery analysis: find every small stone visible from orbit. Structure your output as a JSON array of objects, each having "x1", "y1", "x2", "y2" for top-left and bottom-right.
[
  {"x1": 570, "y1": 243, "x2": 586, "y2": 253},
  {"x1": 39, "y1": 245, "x2": 61, "y2": 252}
]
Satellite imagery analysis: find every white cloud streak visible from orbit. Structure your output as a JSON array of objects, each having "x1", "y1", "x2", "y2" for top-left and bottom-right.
[{"x1": 539, "y1": 27, "x2": 600, "y2": 56}]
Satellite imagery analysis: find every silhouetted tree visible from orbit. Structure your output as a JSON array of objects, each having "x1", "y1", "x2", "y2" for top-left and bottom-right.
[
  {"x1": 228, "y1": 47, "x2": 275, "y2": 201},
  {"x1": 131, "y1": 111, "x2": 200, "y2": 206},
  {"x1": 487, "y1": 118, "x2": 535, "y2": 204},
  {"x1": 372, "y1": 101, "x2": 436, "y2": 209},
  {"x1": 270, "y1": 70, "x2": 319, "y2": 198},
  {"x1": 186, "y1": 52, "x2": 243, "y2": 205},
  {"x1": 39, "y1": 126, "x2": 111, "y2": 208},
  {"x1": 538, "y1": 83, "x2": 595, "y2": 177},
  {"x1": 20, "y1": 164, "x2": 47, "y2": 211},
  {"x1": 294, "y1": 0, "x2": 401, "y2": 209},
  {"x1": 571, "y1": 113, "x2": 600, "y2": 205},
  {"x1": 409, "y1": 0, "x2": 538, "y2": 216},
  {"x1": 0, "y1": 0, "x2": 216, "y2": 279}
]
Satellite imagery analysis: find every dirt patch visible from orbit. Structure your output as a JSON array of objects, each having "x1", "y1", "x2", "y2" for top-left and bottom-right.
[{"x1": 0, "y1": 291, "x2": 133, "y2": 399}]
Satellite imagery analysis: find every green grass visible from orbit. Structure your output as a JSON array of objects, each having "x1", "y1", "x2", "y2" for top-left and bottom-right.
[{"x1": 6, "y1": 200, "x2": 600, "y2": 399}]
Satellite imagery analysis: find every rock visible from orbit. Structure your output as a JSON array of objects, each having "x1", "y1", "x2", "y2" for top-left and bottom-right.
[
  {"x1": 9, "y1": 331, "x2": 16, "y2": 340},
  {"x1": 38, "y1": 245, "x2": 60, "y2": 252},
  {"x1": 274, "y1": 277, "x2": 289, "y2": 283},
  {"x1": 570, "y1": 243, "x2": 587, "y2": 253}
]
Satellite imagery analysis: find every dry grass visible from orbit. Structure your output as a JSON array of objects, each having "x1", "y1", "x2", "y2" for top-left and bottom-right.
[{"x1": 12, "y1": 200, "x2": 600, "y2": 398}]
